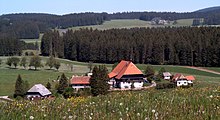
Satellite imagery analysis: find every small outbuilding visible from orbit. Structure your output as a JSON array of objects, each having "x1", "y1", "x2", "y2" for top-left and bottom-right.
[
  {"x1": 173, "y1": 74, "x2": 196, "y2": 87},
  {"x1": 163, "y1": 72, "x2": 172, "y2": 80},
  {"x1": 70, "y1": 76, "x2": 91, "y2": 90},
  {"x1": 26, "y1": 84, "x2": 51, "y2": 100}
]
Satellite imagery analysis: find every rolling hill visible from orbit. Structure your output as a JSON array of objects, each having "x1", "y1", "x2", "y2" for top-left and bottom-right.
[{"x1": 195, "y1": 6, "x2": 220, "y2": 13}]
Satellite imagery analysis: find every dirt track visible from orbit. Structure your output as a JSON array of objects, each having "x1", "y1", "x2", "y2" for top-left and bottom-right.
[{"x1": 185, "y1": 66, "x2": 220, "y2": 75}]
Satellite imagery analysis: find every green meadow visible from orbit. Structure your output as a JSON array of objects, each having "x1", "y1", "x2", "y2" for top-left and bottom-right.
[
  {"x1": 0, "y1": 56, "x2": 219, "y2": 96},
  {"x1": 57, "y1": 19, "x2": 193, "y2": 32}
]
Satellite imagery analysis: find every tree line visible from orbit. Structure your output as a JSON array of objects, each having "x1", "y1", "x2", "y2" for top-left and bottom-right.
[
  {"x1": 1, "y1": 10, "x2": 220, "y2": 39},
  {"x1": 41, "y1": 27, "x2": 220, "y2": 67},
  {"x1": 0, "y1": 33, "x2": 38, "y2": 56},
  {"x1": 4, "y1": 56, "x2": 60, "y2": 70},
  {"x1": 0, "y1": 13, "x2": 108, "y2": 39}
]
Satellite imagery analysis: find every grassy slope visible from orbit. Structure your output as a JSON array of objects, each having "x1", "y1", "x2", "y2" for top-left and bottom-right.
[
  {"x1": 0, "y1": 56, "x2": 220, "y2": 95},
  {"x1": 60, "y1": 19, "x2": 193, "y2": 32},
  {"x1": 20, "y1": 33, "x2": 43, "y2": 43},
  {"x1": 175, "y1": 19, "x2": 194, "y2": 26},
  {"x1": 20, "y1": 19, "x2": 194, "y2": 43},
  {"x1": 203, "y1": 67, "x2": 220, "y2": 73},
  {"x1": 1, "y1": 87, "x2": 219, "y2": 119}
]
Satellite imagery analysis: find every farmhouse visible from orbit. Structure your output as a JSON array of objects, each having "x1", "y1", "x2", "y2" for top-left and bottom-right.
[
  {"x1": 163, "y1": 72, "x2": 172, "y2": 80},
  {"x1": 70, "y1": 76, "x2": 91, "y2": 90},
  {"x1": 172, "y1": 74, "x2": 195, "y2": 87},
  {"x1": 108, "y1": 60, "x2": 144, "y2": 89},
  {"x1": 26, "y1": 84, "x2": 51, "y2": 100}
]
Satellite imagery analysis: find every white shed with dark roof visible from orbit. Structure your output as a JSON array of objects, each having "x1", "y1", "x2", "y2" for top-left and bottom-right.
[{"x1": 26, "y1": 84, "x2": 51, "y2": 100}]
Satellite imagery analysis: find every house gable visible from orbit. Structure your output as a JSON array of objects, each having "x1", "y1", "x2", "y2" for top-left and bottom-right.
[
  {"x1": 27, "y1": 84, "x2": 51, "y2": 97},
  {"x1": 109, "y1": 60, "x2": 143, "y2": 79}
]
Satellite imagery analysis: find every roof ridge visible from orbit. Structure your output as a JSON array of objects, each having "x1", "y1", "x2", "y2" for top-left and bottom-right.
[{"x1": 117, "y1": 61, "x2": 130, "y2": 76}]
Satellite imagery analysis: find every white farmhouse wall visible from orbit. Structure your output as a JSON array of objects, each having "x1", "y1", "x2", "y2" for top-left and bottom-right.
[
  {"x1": 120, "y1": 81, "x2": 143, "y2": 89},
  {"x1": 134, "y1": 82, "x2": 143, "y2": 88},
  {"x1": 177, "y1": 80, "x2": 188, "y2": 86},
  {"x1": 27, "y1": 94, "x2": 41, "y2": 98},
  {"x1": 120, "y1": 82, "x2": 132, "y2": 89},
  {"x1": 72, "y1": 85, "x2": 90, "y2": 89}
]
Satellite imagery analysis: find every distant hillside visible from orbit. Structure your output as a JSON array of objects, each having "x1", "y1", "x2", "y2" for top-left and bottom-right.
[
  {"x1": 195, "y1": 6, "x2": 220, "y2": 13},
  {"x1": 1, "y1": 6, "x2": 220, "y2": 39}
]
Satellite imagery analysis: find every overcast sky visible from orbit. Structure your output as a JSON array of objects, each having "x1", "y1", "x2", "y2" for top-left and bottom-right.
[{"x1": 0, "y1": 0, "x2": 220, "y2": 15}]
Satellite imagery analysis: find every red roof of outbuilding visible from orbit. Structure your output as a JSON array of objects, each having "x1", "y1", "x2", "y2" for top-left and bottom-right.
[
  {"x1": 185, "y1": 76, "x2": 195, "y2": 81},
  {"x1": 70, "y1": 76, "x2": 90, "y2": 85},
  {"x1": 108, "y1": 60, "x2": 143, "y2": 79}
]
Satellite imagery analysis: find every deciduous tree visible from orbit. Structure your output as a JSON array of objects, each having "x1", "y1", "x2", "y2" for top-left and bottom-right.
[{"x1": 29, "y1": 55, "x2": 43, "y2": 70}]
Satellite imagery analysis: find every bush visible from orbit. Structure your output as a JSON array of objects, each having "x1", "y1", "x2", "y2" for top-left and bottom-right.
[
  {"x1": 156, "y1": 82, "x2": 176, "y2": 89},
  {"x1": 63, "y1": 87, "x2": 75, "y2": 99}
]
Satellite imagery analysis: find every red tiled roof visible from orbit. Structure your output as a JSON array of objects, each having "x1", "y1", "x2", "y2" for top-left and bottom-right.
[
  {"x1": 185, "y1": 76, "x2": 195, "y2": 81},
  {"x1": 172, "y1": 73, "x2": 186, "y2": 81},
  {"x1": 108, "y1": 60, "x2": 143, "y2": 79},
  {"x1": 70, "y1": 76, "x2": 90, "y2": 85}
]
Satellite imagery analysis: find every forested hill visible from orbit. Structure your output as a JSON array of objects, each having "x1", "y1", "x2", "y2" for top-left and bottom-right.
[
  {"x1": 41, "y1": 27, "x2": 220, "y2": 67},
  {"x1": 0, "y1": 13, "x2": 108, "y2": 39},
  {"x1": 195, "y1": 6, "x2": 220, "y2": 13},
  {"x1": 1, "y1": 7, "x2": 220, "y2": 39}
]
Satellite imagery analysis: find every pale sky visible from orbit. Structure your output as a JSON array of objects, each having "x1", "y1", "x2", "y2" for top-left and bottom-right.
[{"x1": 0, "y1": 0, "x2": 220, "y2": 15}]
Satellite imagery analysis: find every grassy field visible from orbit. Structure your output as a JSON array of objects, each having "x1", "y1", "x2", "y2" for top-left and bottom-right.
[
  {"x1": 203, "y1": 67, "x2": 220, "y2": 73},
  {"x1": 19, "y1": 19, "x2": 194, "y2": 44},
  {"x1": 0, "y1": 87, "x2": 219, "y2": 119},
  {"x1": 20, "y1": 33, "x2": 43, "y2": 43},
  {"x1": 0, "y1": 56, "x2": 219, "y2": 119},
  {"x1": 58, "y1": 19, "x2": 193, "y2": 32},
  {"x1": 0, "y1": 56, "x2": 220, "y2": 96},
  {"x1": 175, "y1": 19, "x2": 194, "y2": 26}
]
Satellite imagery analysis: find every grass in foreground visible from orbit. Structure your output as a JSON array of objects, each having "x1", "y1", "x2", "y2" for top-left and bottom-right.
[{"x1": 0, "y1": 87, "x2": 219, "y2": 119}]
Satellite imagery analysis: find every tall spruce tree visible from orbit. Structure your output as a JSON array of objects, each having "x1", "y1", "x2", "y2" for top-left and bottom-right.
[
  {"x1": 158, "y1": 67, "x2": 166, "y2": 78},
  {"x1": 57, "y1": 73, "x2": 68, "y2": 94},
  {"x1": 90, "y1": 66, "x2": 99, "y2": 96},
  {"x1": 14, "y1": 74, "x2": 25, "y2": 98},
  {"x1": 90, "y1": 65, "x2": 109, "y2": 96}
]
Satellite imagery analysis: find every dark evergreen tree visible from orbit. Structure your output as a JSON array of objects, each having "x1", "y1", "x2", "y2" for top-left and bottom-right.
[
  {"x1": 57, "y1": 73, "x2": 68, "y2": 94},
  {"x1": 14, "y1": 74, "x2": 25, "y2": 98},
  {"x1": 90, "y1": 66, "x2": 99, "y2": 96},
  {"x1": 90, "y1": 65, "x2": 109, "y2": 96},
  {"x1": 46, "y1": 82, "x2": 52, "y2": 90},
  {"x1": 145, "y1": 65, "x2": 155, "y2": 77},
  {"x1": 158, "y1": 67, "x2": 166, "y2": 78}
]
